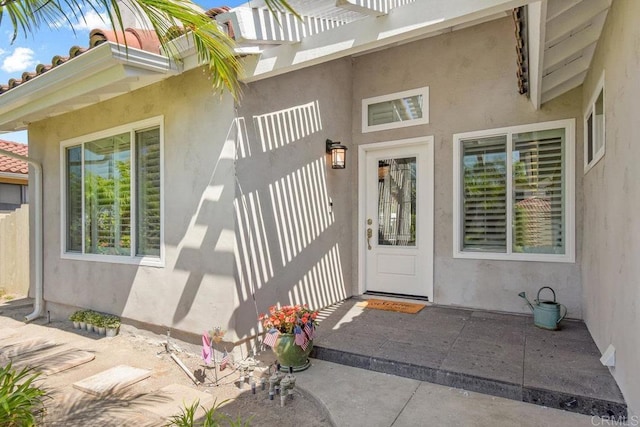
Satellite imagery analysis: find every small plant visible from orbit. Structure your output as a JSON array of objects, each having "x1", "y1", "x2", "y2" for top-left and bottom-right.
[
  {"x1": 84, "y1": 311, "x2": 102, "y2": 326},
  {"x1": 94, "y1": 314, "x2": 107, "y2": 328},
  {"x1": 166, "y1": 399, "x2": 251, "y2": 427},
  {"x1": 0, "y1": 362, "x2": 48, "y2": 426},
  {"x1": 104, "y1": 315, "x2": 121, "y2": 329},
  {"x1": 69, "y1": 310, "x2": 85, "y2": 322}
]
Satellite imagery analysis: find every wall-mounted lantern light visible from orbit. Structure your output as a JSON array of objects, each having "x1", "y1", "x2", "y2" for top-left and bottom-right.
[{"x1": 326, "y1": 139, "x2": 347, "y2": 169}]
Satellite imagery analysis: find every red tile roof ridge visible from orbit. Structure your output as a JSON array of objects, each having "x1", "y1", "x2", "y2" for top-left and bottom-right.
[{"x1": 0, "y1": 139, "x2": 29, "y2": 175}]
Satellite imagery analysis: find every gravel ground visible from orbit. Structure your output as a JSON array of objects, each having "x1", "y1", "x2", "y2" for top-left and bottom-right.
[{"x1": 0, "y1": 296, "x2": 333, "y2": 426}]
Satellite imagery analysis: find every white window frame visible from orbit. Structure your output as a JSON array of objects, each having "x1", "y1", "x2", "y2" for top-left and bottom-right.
[
  {"x1": 362, "y1": 87, "x2": 429, "y2": 133},
  {"x1": 453, "y1": 119, "x2": 575, "y2": 263},
  {"x1": 584, "y1": 72, "x2": 605, "y2": 173},
  {"x1": 60, "y1": 116, "x2": 165, "y2": 267}
]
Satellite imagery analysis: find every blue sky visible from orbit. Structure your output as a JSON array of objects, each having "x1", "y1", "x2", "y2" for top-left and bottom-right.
[{"x1": 0, "y1": 0, "x2": 246, "y2": 144}]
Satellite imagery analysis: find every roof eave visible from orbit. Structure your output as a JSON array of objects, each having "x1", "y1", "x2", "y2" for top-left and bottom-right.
[
  {"x1": 240, "y1": 0, "x2": 536, "y2": 83},
  {"x1": 0, "y1": 171, "x2": 28, "y2": 180},
  {"x1": 0, "y1": 42, "x2": 180, "y2": 132}
]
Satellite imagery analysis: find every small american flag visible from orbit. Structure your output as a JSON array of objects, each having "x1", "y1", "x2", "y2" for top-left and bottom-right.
[
  {"x1": 263, "y1": 329, "x2": 279, "y2": 347},
  {"x1": 299, "y1": 337, "x2": 309, "y2": 351},
  {"x1": 219, "y1": 351, "x2": 230, "y2": 371},
  {"x1": 304, "y1": 322, "x2": 315, "y2": 340},
  {"x1": 294, "y1": 325, "x2": 307, "y2": 347}
]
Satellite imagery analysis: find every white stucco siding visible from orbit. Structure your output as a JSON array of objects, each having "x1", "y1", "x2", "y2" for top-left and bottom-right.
[
  {"x1": 233, "y1": 58, "x2": 354, "y2": 337},
  {"x1": 28, "y1": 59, "x2": 354, "y2": 343},
  {"x1": 29, "y1": 67, "x2": 242, "y2": 340},
  {"x1": 351, "y1": 17, "x2": 584, "y2": 317},
  {"x1": 580, "y1": 0, "x2": 640, "y2": 417}
]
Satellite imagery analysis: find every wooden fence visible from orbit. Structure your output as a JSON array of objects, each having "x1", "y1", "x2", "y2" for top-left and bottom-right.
[{"x1": 0, "y1": 205, "x2": 29, "y2": 296}]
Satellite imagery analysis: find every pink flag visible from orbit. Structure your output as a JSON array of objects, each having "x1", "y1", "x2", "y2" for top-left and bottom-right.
[
  {"x1": 220, "y1": 351, "x2": 230, "y2": 371},
  {"x1": 202, "y1": 332, "x2": 212, "y2": 365},
  {"x1": 263, "y1": 329, "x2": 279, "y2": 347}
]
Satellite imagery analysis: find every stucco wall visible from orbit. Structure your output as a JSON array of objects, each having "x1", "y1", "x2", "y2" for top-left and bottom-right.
[
  {"x1": 233, "y1": 59, "x2": 353, "y2": 336},
  {"x1": 351, "y1": 17, "x2": 585, "y2": 316},
  {"x1": 29, "y1": 67, "x2": 243, "y2": 340},
  {"x1": 28, "y1": 58, "x2": 353, "y2": 342},
  {"x1": 580, "y1": 0, "x2": 640, "y2": 416}
]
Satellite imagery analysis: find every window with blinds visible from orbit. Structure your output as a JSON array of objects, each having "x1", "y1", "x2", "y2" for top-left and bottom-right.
[
  {"x1": 513, "y1": 129, "x2": 565, "y2": 254},
  {"x1": 454, "y1": 120, "x2": 574, "y2": 262},
  {"x1": 462, "y1": 136, "x2": 507, "y2": 252},
  {"x1": 136, "y1": 128, "x2": 161, "y2": 257},
  {"x1": 362, "y1": 87, "x2": 429, "y2": 133},
  {"x1": 63, "y1": 121, "x2": 162, "y2": 262}
]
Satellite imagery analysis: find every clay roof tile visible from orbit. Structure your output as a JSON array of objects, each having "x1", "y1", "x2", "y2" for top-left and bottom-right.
[{"x1": 0, "y1": 140, "x2": 29, "y2": 175}]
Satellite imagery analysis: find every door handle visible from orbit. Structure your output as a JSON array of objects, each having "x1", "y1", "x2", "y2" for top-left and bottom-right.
[{"x1": 367, "y1": 228, "x2": 372, "y2": 250}]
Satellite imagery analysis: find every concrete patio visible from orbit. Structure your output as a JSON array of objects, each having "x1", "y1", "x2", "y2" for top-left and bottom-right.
[{"x1": 311, "y1": 298, "x2": 627, "y2": 419}]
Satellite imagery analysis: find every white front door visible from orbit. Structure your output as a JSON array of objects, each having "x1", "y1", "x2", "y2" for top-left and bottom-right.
[{"x1": 360, "y1": 138, "x2": 434, "y2": 300}]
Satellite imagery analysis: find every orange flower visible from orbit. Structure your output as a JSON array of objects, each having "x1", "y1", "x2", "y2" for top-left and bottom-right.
[{"x1": 259, "y1": 303, "x2": 319, "y2": 334}]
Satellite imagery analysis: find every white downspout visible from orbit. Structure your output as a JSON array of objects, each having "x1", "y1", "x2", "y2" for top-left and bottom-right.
[{"x1": 0, "y1": 148, "x2": 43, "y2": 321}]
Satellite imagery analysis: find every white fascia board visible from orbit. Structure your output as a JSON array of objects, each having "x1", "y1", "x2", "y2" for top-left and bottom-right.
[
  {"x1": 527, "y1": 0, "x2": 547, "y2": 110},
  {"x1": 241, "y1": 0, "x2": 537, "y2": 82},
  {"x1": 0, "y1": 171, "x2": 28, "y2": 181},
  {"x1": 0, "y1": 43, "x2": 177, "y2": 132}
]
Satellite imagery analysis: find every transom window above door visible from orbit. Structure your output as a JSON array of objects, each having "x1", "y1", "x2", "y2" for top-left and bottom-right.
[
  {"x1": 362, "y1": 87, "x2": 429, "y2": 133},
  {"x1": 61, "y1": 117, "x2": 164, "y2": 266},
  {"x1": 452, "y1": 119, "x2": 575, "y2": 263}
]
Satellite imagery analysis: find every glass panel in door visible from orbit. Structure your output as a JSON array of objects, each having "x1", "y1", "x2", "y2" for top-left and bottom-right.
[{"x1": 377, "y1": 157, "x2": 416, "y2": 246}]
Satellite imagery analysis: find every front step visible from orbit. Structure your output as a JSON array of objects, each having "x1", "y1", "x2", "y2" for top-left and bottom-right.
[
  {"x1": 311, "y1": 300, "x2": 627, "y2": 420},
  {"x1": 311, "y1": 346, "x2": 627, "y2": 419}
]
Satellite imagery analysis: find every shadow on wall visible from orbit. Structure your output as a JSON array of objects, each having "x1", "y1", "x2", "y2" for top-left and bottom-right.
[
  {"x1": 233, "y1": 100, "x2": 348, "y2": 339},
  {"x1": 170, "y1": 99, "x2": 347, "y2": 340}
]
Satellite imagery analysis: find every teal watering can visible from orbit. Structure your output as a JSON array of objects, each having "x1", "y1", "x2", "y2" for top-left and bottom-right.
[{"x1": 518, "y1": 287, "x2": 567, "y2": 330}]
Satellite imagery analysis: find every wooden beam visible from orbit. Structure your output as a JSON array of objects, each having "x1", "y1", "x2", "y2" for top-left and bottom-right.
[
  {"x1": 241, "y1": 0, "x2": 536, "y2": 82},
  {"x1": 541, "y1": 71, "x2": 586, "y2": 104},
  {"x1": 541, "y1": 44, "x2": 594, "y2": 93},
  {"x1": 545, "y1": 0, "x2": 581, "y2": 21},
  {"x1": 527, "y1": 0, "x2": 547, "y2": 110},
  {"x1": 336, "y1": 0, "x2": 388, "y2": 17},
  {"x1": 543, "y1": 10, "x2": 606, "y2": 70},
  {"x1": 545, "y1": 0, "x2": 609, "y2": 46}
]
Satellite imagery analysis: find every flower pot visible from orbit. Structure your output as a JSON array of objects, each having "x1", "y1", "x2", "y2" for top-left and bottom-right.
[
  {"x1": 272, "y1": 333, "x2": 313, "y2": 372},
  {"x1": 72, "y1": 321, "x2": 80, "y2": 329},
  {"x1": 79, "y1": 321, "x2": 87, "y2": 330},
  {"x1": 106, "y1": 327, "x2": 118, "y2": 337},
  {"x1": 97, "y1": 327, "x2": 106, "y2": 336}
]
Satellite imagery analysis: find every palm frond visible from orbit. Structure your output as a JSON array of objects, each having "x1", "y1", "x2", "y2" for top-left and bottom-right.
[{"x1": 0, "y1": 0, "x2": 298, "y2": 97}]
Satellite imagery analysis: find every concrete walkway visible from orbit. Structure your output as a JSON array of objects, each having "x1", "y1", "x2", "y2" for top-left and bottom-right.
[
  {"x1": 311, "y1": 299, "x2": 626, "y2": 419},
  {"x1": 0, "y1": 298, "x2": 624, "y2": 426},
  {"x1": 297, "y1": 359, "x2": 602, "y2": 426}
]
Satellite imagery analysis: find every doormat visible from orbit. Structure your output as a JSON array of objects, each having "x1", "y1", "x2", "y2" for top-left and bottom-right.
[{"x1": 359, "y1": 299, "x2": 425, "y2": 314}]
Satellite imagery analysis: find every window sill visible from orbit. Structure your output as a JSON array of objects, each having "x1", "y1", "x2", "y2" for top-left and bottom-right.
[
  {"x1": 584, "y1": 148, "x2": 605, "y2": 174},
  {"x1": 453, "y1": 251, "x2": 575, "y2": 263},
  {"x1": 61, "y1": 252, "x2": 165, "y2": 268}
]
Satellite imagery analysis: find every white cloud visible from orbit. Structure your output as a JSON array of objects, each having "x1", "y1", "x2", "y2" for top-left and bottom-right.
[
  {"x1": 1, "y1": 47, "x2": 37, "y2": 73},
  {"x1": 75, "y1": 9, "x2": 109, "y2": 31},
  {"x1": 51, "y1": 8, "x2": 108, "y2": 31},
  {"x1": 0, "y1": 48, "x2": 5, "y2": 56}
]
